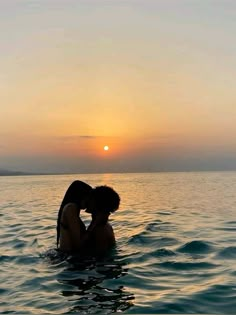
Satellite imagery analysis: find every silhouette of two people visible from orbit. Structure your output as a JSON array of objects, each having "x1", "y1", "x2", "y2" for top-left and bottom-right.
[{"x1": 57, "y1": 180, "x2": 120, "y2": 257}]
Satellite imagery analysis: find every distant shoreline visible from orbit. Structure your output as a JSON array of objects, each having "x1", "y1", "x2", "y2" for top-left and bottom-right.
[
  {"x1": 0, "y1": 169, "x2": 50, "y2": 176},
  {"x1": 1, "y1": 169, "x2": 236, "y2": 177},
  {"x1": 0, "y1": 171, "x2": 40, "y2": 176}
]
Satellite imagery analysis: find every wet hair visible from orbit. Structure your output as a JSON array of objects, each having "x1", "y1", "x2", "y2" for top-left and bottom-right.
[
  {"x1": 91, "y1": 185, "x2": 120, "y2": 213},
  {"x1": 56, "y1": 180, "x2": 92, "y2": 248}
]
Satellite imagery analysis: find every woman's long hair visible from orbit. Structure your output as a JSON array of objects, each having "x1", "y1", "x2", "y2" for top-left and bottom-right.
[{"x1": 56, "y1": 180, "x2": 92, "y2": 248}]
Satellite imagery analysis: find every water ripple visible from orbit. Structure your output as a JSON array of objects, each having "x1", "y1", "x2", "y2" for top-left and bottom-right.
[
  {"x1": 216, "y1": 246, "x2": 236, "y2": 259},
  {"x1": 155, "y1": 260, "x2": 219, "y2": 271},
  {"x1": 177, "y1": 240, "x2": 214, "y2": 254},
  {"x1": 2, "y1": 172, "x2": 236, "y2": 314}
]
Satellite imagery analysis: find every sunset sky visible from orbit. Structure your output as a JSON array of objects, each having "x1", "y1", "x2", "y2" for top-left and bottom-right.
[{"x1": 1, "y1": 0, "x2": 236, "y2": 173}]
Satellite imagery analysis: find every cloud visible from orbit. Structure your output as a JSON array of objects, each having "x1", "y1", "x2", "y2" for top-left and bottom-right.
[
  {"x1": 61, "y1": 135, "x2": 97, "y2": 140},
  {"x1": 54, "y1": 135, "x2": 108, "y2": 142}
]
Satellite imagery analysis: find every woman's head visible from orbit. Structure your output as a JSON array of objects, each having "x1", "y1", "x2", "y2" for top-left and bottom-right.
[{"x1": 60, "y1": 180, "x2": 92, "y2": 209}]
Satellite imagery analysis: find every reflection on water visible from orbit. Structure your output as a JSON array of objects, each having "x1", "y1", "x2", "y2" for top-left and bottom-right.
[
  {"x1": 51, "y1": 252, "x2": 134, "y2": 314},
  {"x1": 3, "y1": 173, "x2": 236, "y2": 314}
]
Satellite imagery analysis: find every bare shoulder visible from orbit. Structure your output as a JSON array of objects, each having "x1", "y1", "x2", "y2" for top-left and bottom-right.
[
  {"x1": 61, "y1": 203, "x2": 78, "y2": 220},
  {"x1": 94, "y1": 223, "x2": 115, "y2": 244},
  {"x1": 63, "y1": 202, "x2": 77, "y2": 210},
  {"x1": 95, "y1": 222, "x2": 114, "y2": 233}
]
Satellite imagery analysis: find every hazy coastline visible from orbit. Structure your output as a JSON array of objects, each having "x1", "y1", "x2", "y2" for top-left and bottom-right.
[{"x1": 1, "y1": 168, "x2": 236, "y2": 177}]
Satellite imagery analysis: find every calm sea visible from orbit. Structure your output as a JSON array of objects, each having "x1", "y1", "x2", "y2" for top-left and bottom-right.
[{"x1": 1, "y1": 172, "x2": 236, "y2": 314}]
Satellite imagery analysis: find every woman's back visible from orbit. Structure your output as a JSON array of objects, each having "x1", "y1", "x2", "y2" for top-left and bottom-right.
[{"x1": 59, "y1": 203, "x2": 86, "y2": 252}]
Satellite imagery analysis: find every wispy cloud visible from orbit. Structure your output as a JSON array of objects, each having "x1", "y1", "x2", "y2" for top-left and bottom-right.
[
  {"x1": 58, "y1": 135, "x2": 98, "y2": 140},
  {"x1": 53, "y1": 135, "x2": 108, "y2": 143},
  {"x1": 53, "y1": 135, "x2": 117, "y2": 142},
  {"x1": 77, "y1": 135, "x2": 97, "y2": 139}
]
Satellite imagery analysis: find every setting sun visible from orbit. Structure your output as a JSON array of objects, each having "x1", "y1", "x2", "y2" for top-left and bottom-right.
[{"x1": 104, "y1": 145, "x2": 109, "y2": 151}]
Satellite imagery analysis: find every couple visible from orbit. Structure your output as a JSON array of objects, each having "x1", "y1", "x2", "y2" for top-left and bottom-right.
[{"x1": 56, "y1": 180, "x2": 120, "y2": 257}]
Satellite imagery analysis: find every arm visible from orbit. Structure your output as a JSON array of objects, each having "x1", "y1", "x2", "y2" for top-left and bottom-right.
[
  {"x1": 87, "y1": 212, "x2": 110, "y2": 232},
  {"x1": 78, "y1": 213, "x2": 111, "y2": 254},
  {"x1": 59, "y1": 203, "x2": 83, "y2": 251}
]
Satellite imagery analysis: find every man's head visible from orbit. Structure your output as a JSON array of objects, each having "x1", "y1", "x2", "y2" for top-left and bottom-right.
[{"x1": 86, "y1": 185, "x2": 120, "y2": 216}]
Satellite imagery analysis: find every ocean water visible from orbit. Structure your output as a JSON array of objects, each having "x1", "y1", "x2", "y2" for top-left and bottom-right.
[{"x1": 1, "y1": 172, "x2": 236, "y2": 314}]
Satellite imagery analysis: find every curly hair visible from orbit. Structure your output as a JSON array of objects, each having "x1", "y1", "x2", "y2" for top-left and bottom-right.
[{"x1": 92, "y1": 185, "x2": 120, "y2": 213}]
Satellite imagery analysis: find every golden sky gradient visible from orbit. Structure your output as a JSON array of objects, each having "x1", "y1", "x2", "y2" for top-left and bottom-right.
[{"x1": 1, "y1": 1, "x2": 236, "y2": 173}]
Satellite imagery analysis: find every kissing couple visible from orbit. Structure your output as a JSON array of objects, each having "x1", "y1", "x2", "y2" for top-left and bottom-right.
[{"x1": 56, "y1": 180, "x2": 120, "y2": 257}]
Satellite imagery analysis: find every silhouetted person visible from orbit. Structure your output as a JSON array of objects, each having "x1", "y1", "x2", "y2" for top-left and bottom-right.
[
  {"x1": 56, "y1": 180, "x2": 92, "y2": 251},
  {"x1": 83, "y1": 185, "x2": 120, "y2": 256}
]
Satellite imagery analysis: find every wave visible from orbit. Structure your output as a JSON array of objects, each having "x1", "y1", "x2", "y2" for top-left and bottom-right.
[
  {"x1": 128, "y1": 234, "x2": 179, "y2": 247},
  {"x1": 216, "y1": 246, "x2": 236, "y2": 259},
  {"x1": 156, "y1": 260, "x2": 218, "y2": 271},
  {"x1": 177, "y1": 240, "x2": 214, "y2": 254}
]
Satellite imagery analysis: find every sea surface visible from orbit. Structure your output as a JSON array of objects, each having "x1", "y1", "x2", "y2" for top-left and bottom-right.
[{"x1": 1, "y1": 172, "x2": 236, "y2": 314}]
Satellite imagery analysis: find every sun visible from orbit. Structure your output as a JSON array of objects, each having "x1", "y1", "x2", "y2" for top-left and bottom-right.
[{"x1": 104, "y1": 145, "x2": 109, "y2": 151}]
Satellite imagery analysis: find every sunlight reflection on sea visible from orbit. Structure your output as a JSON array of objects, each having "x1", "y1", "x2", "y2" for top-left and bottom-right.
[{"x1": 1, "y1": 172, "x2": 236, "y2": 314}]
